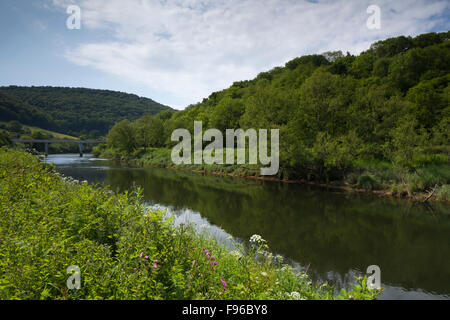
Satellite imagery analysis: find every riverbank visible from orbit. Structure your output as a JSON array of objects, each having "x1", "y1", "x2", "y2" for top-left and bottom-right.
[
  {"x1": 94, "y1": 147, "x2": 450, "y2": 202},
  {"x1": 0, "y1": 147, "x2": 379, "y2": 300}
]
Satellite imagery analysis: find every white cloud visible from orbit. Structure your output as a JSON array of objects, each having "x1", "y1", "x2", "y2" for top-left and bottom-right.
[{"x1": 51, "y1": 0, "x2": 449, "y2": 107}]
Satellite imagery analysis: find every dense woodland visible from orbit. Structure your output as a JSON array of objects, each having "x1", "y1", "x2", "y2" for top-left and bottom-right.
[
  {"x1": 101, "y1": 31, "x2": 449, "y2": 197},
  {"x1": 0, "y1": 87, "x2": 172, "y2": 138}
]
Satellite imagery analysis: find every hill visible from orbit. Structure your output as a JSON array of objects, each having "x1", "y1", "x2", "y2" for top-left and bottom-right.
[
  {"x1": 100, "y1": 31, "x2": 450, "y2": 199},
  {"x1": 0, "y1": 86, "x2": 172, "y2": 138}
]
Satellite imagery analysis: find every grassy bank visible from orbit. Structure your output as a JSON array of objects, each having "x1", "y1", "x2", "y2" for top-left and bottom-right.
[
  {"x1": 0, "y1": 147, "x2": 379, "y2": 300},
  {"x1": 94, "y1": 146, "x2": 450, "y2": 202}
]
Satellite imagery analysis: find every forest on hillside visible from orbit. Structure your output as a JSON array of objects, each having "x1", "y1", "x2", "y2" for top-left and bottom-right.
[
  {"x1": 101, "y1": 31, "x2": 450, "y2": 197},
  {"x1": 0, "y1": 87, "x2": 172, "y2": 138}
]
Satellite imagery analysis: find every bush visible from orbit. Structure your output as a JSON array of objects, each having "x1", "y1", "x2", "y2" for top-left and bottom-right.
[
  {"x1": 437, "y1": 185, "x2": 450, "y2": 201},
  {"x1": 357, "y1": 174, "x2": 381, "y2": 190}
]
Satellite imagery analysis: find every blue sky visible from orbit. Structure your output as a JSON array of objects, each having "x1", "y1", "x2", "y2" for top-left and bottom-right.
[{"x1": 0, "y1": 0, "x2": 449, "y2": 110}]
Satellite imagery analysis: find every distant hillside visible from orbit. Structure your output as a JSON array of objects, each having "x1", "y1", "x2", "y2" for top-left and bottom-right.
[{"x1": 0, "y1": 86, "x2": 172, "y2": 138}]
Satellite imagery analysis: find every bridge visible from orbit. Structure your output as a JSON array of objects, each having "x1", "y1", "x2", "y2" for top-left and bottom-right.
[{"x1": 11, "y1": 139, "x2": 105, "y2": 157}]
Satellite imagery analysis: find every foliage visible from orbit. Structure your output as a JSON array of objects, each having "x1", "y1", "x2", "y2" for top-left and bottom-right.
[
  {"x1": 0, "y1": 148, "x2": 379, "y2": 300},
  {"x1": 106, "y1": 120, "x2": 137, "y2": 154},
  {"x1": 99, "y1": 32, "x2": 449, "y2": 198},
  {"x1": 0, "y1": 130, "x2": 11, "y2": 147},
  {"x1": 0, "y1": 86, "x2": 172, "y2": 138}
]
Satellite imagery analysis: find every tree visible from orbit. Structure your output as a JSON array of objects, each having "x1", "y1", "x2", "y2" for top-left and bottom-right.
[
  {"x1": 321, "y1": 51, "x2": 344, "y2": 63},
  {"x1": 292, "y1": 70, "x2": 355, "y2": 141},
  {"x1": 0, "y1": 130, "x2": 11, "y2": 147},
  {"x1": 240, "y1": 84, "x2": 295, "y2": 129},
  {"x1": 106, "y1": 120, "x2": 137, "y2": 154},
  {"x1": 209, "y1": 97, "x2": 244, "y2": 131},
  {"x1": 6, "y1": 121, "x2": 23, "y2": 133},
  {"x1": 432, "y1": 117, "x2": 450, "y2": 146},
  {"x1": 370, "y1": 36, "x2": 414, "y2": 58},
  {"x1": 350, "y1": 52, "x2": 376, "y2": 78},
  {"x1": 134, "y1": 115, "x2": 165, "y2": 149},
  {"x1": 384, "y1": 115, "x2": 428, "y2": 169},
  {"x1": 372, "y1": 57, "x2": 392, "y2": 78}
]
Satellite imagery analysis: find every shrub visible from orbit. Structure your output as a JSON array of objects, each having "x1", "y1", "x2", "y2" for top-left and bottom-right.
[
  {"x1": 357, "y1": 174, "x2": 381, "y2": 190},
  {"x1": 437, "y1": 185, "x2": 450, "y2": 201}
]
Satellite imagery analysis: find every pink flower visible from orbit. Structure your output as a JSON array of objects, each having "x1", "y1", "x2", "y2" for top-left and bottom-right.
[
  {"x1": 220, "y1": 278, "x2": 227, "y2": 288},
  {"x1": 153, "y1": 263, "x2": 158, "y2": 269},
  {"x1": 145, "y1": 256, "x2": 149, "y2": 259},
  {"x1": 139, "y1": 252, "x2": 144, "y2": 258}
]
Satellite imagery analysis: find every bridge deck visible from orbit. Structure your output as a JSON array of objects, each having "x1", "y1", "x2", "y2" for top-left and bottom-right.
[{"x1": 11, "y1": 139, "x2": 104, "y2": 144}]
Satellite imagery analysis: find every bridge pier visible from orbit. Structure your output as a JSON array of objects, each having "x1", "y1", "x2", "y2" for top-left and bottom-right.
[
  {"x1": 79, "y1": 143, "x2": 83, "y2": 157},
  {"x1": 44, "y1": 142, "x2": 49, "y2": 157}
]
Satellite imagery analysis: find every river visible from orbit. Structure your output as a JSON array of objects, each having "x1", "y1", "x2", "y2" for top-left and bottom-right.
[{"x1": 46, "y1": 154, "x2": 450, "y2": 300}]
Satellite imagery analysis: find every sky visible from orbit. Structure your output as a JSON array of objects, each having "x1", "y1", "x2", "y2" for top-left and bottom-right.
[{"x1": 0, "y1": 0, "x2": 449, "y2": 109}]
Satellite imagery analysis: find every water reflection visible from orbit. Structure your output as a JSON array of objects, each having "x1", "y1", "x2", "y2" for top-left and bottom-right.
[{"x1": 48, "y1": 154, "x2": 450, "y2": 300}]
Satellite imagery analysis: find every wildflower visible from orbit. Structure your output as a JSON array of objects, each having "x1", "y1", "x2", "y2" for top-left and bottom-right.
[
  {"x1": 145, "y1": 256, "x2": 149, "y2": 259},
  {"x1": 192, "y1": 260, "x2": 198, "y2": 266},
  {"x1": 209, "y1": 261, "x2": 218, "y2": 267},
  {"x1": 249, "y1": 234, "x2": 267, "y2": 248},
  {"x1": 139, "y1": 252, "x2": 144, "y2": 258},
  {"x1": 250, "y1": 234, "x2": 265, "y2": 244},
  {"x1": 261, "y1": 272, "x2": 268, "y2": 277},
  {"x1": 290, "y1": 292, "x2": 301, "y2": 300},
  {"x1": 220, "y1": 278, "x2": 227, "y2": 288},
  {"x1": 275, "y1": 255, "x2": 284, "y2": 264},
  {"x1": 230, "y1": 250, "x2": 242, "y2": 258},
  {"x1": 153, "y1": 259, "x2": 158, "y2": 269}
]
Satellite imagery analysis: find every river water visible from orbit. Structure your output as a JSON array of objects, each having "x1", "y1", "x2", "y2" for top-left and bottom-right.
[{"x1": 46, "y1": 154, "x2": 450, "y2": 300}]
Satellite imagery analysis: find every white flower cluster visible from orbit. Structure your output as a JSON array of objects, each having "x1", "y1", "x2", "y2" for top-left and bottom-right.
[
  {"x1": 275, "y1": 254, "x2": 284, "y2": 264},
  {"x1": 57, "y1": 174, "x2": 88, "y2": 186},
  {"x1": 230, "y1": 250, "x2": 243, "y2": 258},
  {"x1": 60, "y1": 175, "x2": 80, "y2": 185},
  {"x1": 249, "y1": 234, "x2": 266, "y2": 245}
]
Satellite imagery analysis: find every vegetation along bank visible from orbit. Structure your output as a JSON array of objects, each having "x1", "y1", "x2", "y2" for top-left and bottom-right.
[
  {"x1": 0, "y1": 147, "x2": 379, "y2": 300},
  {"x1": 95, "y1": 32, "x2": 450, "y2": 202}
]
